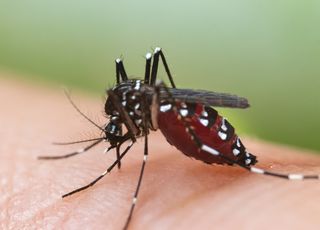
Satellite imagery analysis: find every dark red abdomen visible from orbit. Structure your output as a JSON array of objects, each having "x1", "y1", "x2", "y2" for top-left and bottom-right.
[{"x1": 157, "y1": 102, "x2": 257, "y2": 166}]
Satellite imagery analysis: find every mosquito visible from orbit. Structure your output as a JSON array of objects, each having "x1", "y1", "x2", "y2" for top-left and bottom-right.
[{"x1": 39, "y1": 47, "x2": 319, "y2": 230}]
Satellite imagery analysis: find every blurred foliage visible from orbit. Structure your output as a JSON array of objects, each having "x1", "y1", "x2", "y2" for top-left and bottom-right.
[{"x1": 0, "y1": 1, "x2": 319, "y2": 151}]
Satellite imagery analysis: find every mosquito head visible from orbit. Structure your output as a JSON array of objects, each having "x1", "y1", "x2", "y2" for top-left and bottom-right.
[{"x1": 104, "y1": 121, "x2": 123, "y2": 145}]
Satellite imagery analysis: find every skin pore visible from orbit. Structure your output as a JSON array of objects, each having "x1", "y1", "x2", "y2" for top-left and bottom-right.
[{"x1": 1, "y1": 76, "x2": 320, "y2": 230}]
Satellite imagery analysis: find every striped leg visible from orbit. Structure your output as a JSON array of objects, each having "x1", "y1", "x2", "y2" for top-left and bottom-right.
[
  {"x1": 144, "y1": 52, "x2": 152, "y2": 85},
  {"x1": 62, "y1": 141, "x2": 134, "y2": 198},
  {"x1": 149, "y1": 47, "x2": 176, "y2": 88},
  {"x1": 160, "y1": 83, "x2": 320, "y2": 181},
  {"x1": 122, "y1": 91, "x2": 150, "y2": 230},
  {"x1": 115, "y1": 58, "x2": 128, "y2": 83},
  {"x1": 123, "y1": 132, "x2": 148, "y2": 230}
]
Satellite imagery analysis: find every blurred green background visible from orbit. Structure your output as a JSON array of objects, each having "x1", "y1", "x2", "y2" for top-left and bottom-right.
[{"x1": 0, "y1": 1, "x2": 319, "y2": 151}]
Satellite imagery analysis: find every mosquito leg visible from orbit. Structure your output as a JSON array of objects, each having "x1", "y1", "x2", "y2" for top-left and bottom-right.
[
  {"x1": 115, "y1": 58, "x2": 128, "y2": 83},
  {"x1": 114, "y1": 134, "x2": 132, "y2": 169},
  {"x1": 116, "y1": 58, "x2": 120, "y2": 84},
  {"x1": 144, "y1": 52, "x2": 152, "y2": 85},
  {"x1": 116, "y1": 143, "x2": 122, "y2": 169},
  {"x1": 150, "y1": 47, "x2": 176, "y2": 88},
  {"x1": 107, "y1": 61, "x2": 141, "y2": 166},
  {"x1": 104, "y1": 133, "x2": 132, "y2": 169},
  {"x1": 160, "y1": 83, "x2": 320, "y2": 181},
  {"x1": 158, "y1": 48, "x2": 176, "y2": 88},
  {"x1": 123, "y1": 134, "x2": 148, "y2": 230},
  {"x1": 38, "y1": 139, "x2": 103, "y2": 160},
  {"x1": 62, "y1": 141, "x2": 134, "y2": 198},
  {"x1": 123, "y1": 92, "x2": 150, "y2": 230}
]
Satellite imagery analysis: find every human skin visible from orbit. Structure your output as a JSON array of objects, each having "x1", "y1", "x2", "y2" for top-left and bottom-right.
[{"x1": 1, "y1": 76, "x2": 320, "y2": 230}]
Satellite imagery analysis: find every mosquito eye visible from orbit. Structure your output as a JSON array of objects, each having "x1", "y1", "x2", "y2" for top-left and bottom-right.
[
  {"x1": 105, "y1": 121, "x2": 123, "y2": 137},
  {"x1": 105, "y1": 123, "x2": 117, "y2": 134}
]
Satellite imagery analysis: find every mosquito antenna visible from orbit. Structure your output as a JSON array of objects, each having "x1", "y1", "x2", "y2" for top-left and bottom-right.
[{"x1": 63, "y1": 88, "x2": 104, "y2": 132}]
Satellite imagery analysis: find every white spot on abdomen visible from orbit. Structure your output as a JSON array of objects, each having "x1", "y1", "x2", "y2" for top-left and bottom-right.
[
  {"x1": 221, "y1": 118, "x2": 227, "y2": 131},
  {"x1": 233, "y1": 148, "x2": 240, "y2": 156},
  {"x1": 200, "y1": 118, "x2": 209, "y2": 127},
  {"x1": 201, "y1": 111, "x2": 208, "y2": 117},
  {"x1": 160, "y1": 104, "x2": 172, "y2": 112},
  {"x1": 218, "y1": 131, "x2": 227, "y2": 140},
  {"x1": 201, "y1": 144, "x2": 220, "y2": 156},
  {"x1": 245, "y1": 158, "x2": 251, "y2": 165},
  {"x1": 179, "y1": 109, "x2": 188, "y2": 117},
  {"x1": 236, "y1": 138, "x2": 241, "y2": 147}
]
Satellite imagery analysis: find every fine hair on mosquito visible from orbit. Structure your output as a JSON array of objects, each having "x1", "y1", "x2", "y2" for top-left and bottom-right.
[{"x1": 38, "y1": 47, "x2": 320, "y2": 230}]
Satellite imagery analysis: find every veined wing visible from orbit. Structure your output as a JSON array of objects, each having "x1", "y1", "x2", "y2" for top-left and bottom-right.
[{"x1": 162, "y1": 88, "x2": 250, "y2": 109}]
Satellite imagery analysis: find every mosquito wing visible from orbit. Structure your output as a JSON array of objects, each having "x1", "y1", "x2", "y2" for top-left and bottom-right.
[{"x1": 162, "y1": 88, "x2": 250, "y2": 109}]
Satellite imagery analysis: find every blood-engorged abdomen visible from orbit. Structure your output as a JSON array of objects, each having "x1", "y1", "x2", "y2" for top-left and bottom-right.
[{"x1": 157, "y1": 102, "x2": 257, "y2": 166}]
